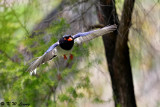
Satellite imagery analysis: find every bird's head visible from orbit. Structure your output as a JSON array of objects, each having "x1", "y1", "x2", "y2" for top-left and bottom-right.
[
  {"x1": 62, "y1": 35, "x2": 73, "y2": 42},
  {"x1": 59, "y1": 35, "x2": 74, "y2": 50}
]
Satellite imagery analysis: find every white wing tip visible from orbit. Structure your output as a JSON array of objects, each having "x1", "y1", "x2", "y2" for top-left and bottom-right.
[{"x1": 30, "y1": 69, "x2": 37, "y2": 75}]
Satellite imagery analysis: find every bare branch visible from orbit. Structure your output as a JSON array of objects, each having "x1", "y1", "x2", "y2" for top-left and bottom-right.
[
  {"x1": 0, "y1": 49, "x2": 15, "y2": 62},
  {"x1": 10, "y1": 7, "x2": 30, "y2": 36}
]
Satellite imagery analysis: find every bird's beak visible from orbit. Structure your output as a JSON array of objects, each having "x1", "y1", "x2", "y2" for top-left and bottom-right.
[{"x1": 68, "y1": 37, "x2": 73, "y2": 41}]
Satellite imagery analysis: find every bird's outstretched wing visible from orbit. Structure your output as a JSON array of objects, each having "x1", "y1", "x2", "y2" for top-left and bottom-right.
[
  {"x1": 72, "y1": 24, "x2": 117, "y2": 44},
  {"x1": 27, "y1": 42, "x2": 59, "y2": 73}
]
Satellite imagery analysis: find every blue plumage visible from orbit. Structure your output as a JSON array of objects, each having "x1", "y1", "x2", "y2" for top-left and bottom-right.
[
  {"x1": 72, "y1": 31, "x2": 93, "y2": 39},
  {"x1": 27, "y1": 24, "x2": 117, "y2": 73},
  {"x1": 45, "y1": 42, "x2": 59, "y2": 54}
]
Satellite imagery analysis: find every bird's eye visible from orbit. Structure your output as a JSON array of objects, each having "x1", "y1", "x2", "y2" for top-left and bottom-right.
[{"x1": 64, "y1": 38, "x2": 67, "y2": 40}]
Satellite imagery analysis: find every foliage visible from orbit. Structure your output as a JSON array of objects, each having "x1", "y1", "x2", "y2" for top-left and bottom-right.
[
  {"x1": 1, "y1": 0, "x2": 158, "y2": 106},
  {"x1": 0, "y1": 1, "x2": 101, "y2": 107}
]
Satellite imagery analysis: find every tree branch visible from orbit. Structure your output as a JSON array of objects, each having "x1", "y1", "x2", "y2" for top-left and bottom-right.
[
  {"x1": 86, "y1": 24, "x2": 105, "y2": 31},
  {"x1": 10, "y1": 7, "x2": 30, "y2": 36},
  {"x1": 0, "y1": 49, "x2": 14, "y2": 62},
  {"x1": 112, "y1": 0, "x2": 137, "y2": 106}
]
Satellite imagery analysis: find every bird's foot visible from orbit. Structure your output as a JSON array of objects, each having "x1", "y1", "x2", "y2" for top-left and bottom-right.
[
  {"x1": 69, "y1": 54, "x2": 73, "y2": 60},
  {"x1": 64, "y1": 54, "x2": 67, "y2": 60}
]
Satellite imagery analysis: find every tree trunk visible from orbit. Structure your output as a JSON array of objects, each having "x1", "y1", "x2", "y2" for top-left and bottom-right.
[{"x1": 97, "y1": 0, "x2": 137, "y2": 107}]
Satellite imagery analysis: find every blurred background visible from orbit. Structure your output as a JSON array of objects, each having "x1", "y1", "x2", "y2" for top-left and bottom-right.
[{"x1": 0, "y1": 0, "x2": 159, "y2": 107}]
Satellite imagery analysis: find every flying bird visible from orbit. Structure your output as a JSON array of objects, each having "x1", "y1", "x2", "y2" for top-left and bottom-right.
[{"x1": 27, "y1": 24, "x2": 117, "y2": 73}]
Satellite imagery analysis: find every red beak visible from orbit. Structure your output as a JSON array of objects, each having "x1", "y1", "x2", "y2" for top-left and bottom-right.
[{"x1": 68, "y1": 37, "x2": 73, "y2": 41}]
